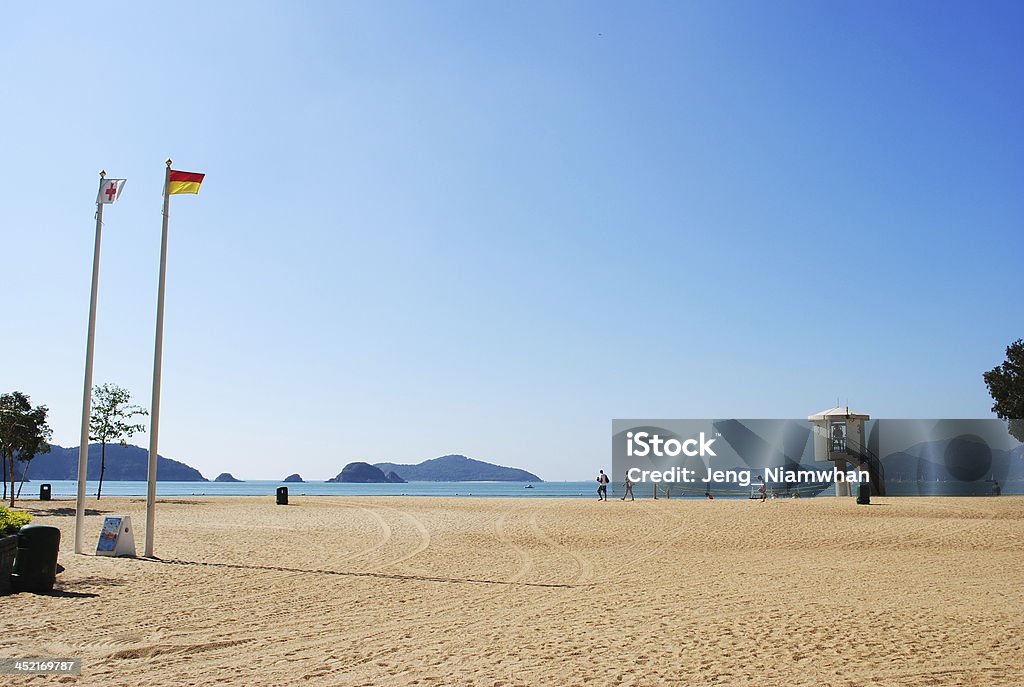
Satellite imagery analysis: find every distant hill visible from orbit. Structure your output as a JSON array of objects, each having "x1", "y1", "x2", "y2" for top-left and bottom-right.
[
  {"x1": 283, "y1": 473, "x2": 304, "y2": 483},
  {"x1": 375, "y1": 455, "x2": 541, "y2": 482},
  {"x1": 214, "y1": 473, "x2": 242, "y2": 482},
  {"x1": 23, "y1": 444, "x2": 207, "y2": 481},
  {"x1": 881, "y1": 441, "x2": 1024, "y2": 483},
  {"x1": 327, "y1": 462, "x2": 405, "y2": 483}
]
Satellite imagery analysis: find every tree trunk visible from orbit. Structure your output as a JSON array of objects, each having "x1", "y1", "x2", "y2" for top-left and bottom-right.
[
  {"x1": 16, "y1": 462, "x2": 27, "y2": 495},
  {"x1": 16, "y1": 458, "x2": 31, "y2": 497},
  {"x1": 1, "y1": 451, "x2": 6, "y2": 501},
  {"x1": 8, "y1": 449, "x2": 15, "y2": 508},
  {"x1": 97, "y1": 441, "x2": 106, "y2": 500}
]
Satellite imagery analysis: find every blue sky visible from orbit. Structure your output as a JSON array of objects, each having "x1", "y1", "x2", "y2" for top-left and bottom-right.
[{"x1": 1, "y1": 1, "x2": 1021, "y2": 481}]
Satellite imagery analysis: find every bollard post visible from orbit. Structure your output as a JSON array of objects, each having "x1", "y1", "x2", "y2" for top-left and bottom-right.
[{"x1": 856, "y1": 483, "x2": 871, "y2": 505}]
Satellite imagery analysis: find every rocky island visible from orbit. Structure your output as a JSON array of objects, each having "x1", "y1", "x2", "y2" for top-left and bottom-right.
[
  {"x1": 375, "y1": 454, "x2": 541, "y2": 482},
  {"x1": 327, "y1": 462, "x2": 407, "y2": 483}
]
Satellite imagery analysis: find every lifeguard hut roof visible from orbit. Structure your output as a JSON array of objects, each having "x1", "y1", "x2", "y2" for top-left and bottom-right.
[{"x1": 808, "y1": 406, "x2": 870, "y2": 422}]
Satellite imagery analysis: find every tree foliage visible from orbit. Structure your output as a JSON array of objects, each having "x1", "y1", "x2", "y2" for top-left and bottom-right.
[
  {"x1": 0, "y1": 506, "x2": 32, "y2": 536},
  {"x1": 984, "y1": 339, "x2": 1024, "y2": 443},
  {"x1": 0, "y1": 391, "x2": 52, "y2": 507},
  {"x1": 89, "y1": 383, "x2": 148, "y2": 499}
]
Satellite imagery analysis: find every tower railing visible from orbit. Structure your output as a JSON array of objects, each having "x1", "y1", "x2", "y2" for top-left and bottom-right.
[{"x1": 841, "y1": 437, "x2": 886, "y2": 496}]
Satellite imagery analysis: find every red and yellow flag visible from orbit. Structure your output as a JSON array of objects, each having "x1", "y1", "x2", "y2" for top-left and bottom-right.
[{"x1": 167, "y1": 170, "x2": 205, "y2": 195}]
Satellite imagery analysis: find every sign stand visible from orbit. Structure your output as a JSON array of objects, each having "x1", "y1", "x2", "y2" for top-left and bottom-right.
[{"x1": 96, "y1": 516, "x2": 137, "y2": 557}]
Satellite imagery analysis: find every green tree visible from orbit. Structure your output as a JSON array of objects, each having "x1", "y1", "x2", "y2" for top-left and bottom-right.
[
  {"x1": 0, "y1": 392, "x2": 52, "y2": 507},
  {"x1": 984, "y1": 339, "x2": 1024, "y2": 443},
  {"x1": 89, "y1": 384, "x2": 148, "y2": 499}
]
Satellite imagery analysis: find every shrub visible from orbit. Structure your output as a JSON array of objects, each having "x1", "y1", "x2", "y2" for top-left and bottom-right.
[{"x1": 0, "y1": 507, "x2": 31, "y2": 536}]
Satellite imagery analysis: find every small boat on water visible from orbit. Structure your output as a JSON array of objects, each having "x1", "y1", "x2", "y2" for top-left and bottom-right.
[{"x1": 524, "y1": 484, "x2": 534, "y2": 489}]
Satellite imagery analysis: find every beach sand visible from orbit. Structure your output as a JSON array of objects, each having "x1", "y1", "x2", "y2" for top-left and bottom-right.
[{"x1": 2, "y1": 495, "x2": 1022, "y2": 686}]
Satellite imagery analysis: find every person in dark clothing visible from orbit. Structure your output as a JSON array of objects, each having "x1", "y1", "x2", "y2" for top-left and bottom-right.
[{"x1": 596, "y1": 469, "x2": 610, "y2": 501}]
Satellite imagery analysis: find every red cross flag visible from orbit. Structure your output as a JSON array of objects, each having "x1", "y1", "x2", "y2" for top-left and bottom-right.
[{"x1": 97, "y1": 178, "x2": 126, "y2": 204}]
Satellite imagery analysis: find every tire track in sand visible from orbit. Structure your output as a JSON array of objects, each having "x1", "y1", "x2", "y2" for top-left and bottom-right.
[
  {"x1": 495, "y1": 509, "x2": 534, "y2": 583},
  {"x1": 528, "y1": 511, "x2": 594, "y2": 585},
  {"x1": 330, "y1": 505, "x2": 394, "y2": 567},
  {"x1": 367, "y1": 504, "x2": 432, "y2": 571},
  {"x1": 600, "y1": 504, "x2": 688, "y2": 579}
]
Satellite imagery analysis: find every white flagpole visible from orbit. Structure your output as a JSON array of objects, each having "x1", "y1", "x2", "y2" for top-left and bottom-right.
[
  {"x1": 75, "y1": 171, "x2": 107, "y2": 554},
  {"x1": 144, "y1": 160, "x2": 172, "y2": 557}
]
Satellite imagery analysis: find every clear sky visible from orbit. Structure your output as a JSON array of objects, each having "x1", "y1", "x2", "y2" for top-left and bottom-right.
[{"x1": 2, "y1": 1, "x2": 1021, "y2": 481}]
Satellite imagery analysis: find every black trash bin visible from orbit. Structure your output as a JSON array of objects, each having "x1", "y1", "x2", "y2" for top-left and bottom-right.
[
  {"x1": 276, "y1": 486, "x2": 288, "y2": 505},
  {"x1": 39, "y1": 484, "x2": 51, "y2": 501},
  {"x1": 856, "y1": 483, "x2": 871, "y2": 505},
  {"x1": 10, "y1": 525, "x2": 61, "y2": 593}
]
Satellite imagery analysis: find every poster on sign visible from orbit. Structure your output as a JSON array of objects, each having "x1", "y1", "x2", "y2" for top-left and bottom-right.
[{"x1": 96, "y1": 516, "x2": 137, "y2": 557}]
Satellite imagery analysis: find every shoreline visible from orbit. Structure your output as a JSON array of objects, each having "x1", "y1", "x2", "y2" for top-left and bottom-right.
[{"x1": 13, "y1": 477, "x2": 1023, "y2": 501}]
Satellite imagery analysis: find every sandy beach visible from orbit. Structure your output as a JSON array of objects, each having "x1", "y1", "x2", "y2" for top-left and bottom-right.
[{"x1": 3, "y1": 495, "x2": 1022, "y2": 686}]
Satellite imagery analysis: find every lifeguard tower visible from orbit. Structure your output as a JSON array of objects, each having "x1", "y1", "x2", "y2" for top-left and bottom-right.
[{"x1": 808, "y1": 407, "x2": 883, "y2": 496}]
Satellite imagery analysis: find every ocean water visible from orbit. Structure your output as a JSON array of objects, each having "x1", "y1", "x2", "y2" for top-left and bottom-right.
[
  {"x1": 26, "y1": 480, "x2": 660, "y2": 499},
  {"x1": 20, "y1": 480, "x2": 1017, "y2": 500}
]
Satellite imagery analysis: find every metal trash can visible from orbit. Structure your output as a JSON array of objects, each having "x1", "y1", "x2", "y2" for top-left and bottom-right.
[
  {"x1": 856, "y1": 483, "x2": 871, "y2": 505},
  {"x1": 276, "y1": 486, "x2": 288, "y2": 505},
  {"x1": 39, "y1": 484, "x2": 51, "y2": 501},
  {"x1": 10, "y1": 525, "x2": 61, "y2": 593}
]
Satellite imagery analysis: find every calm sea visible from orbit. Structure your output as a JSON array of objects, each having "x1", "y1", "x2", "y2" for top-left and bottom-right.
[
  {"x1": 21, "y1": 480, "x2": 1017, "y2": 500},
  {"x1": 28, "y1": 480, "x2": 647, "y2": 499}
]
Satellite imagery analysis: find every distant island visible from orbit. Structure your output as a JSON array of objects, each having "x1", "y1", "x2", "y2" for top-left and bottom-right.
[
  {"x1": 22, "y1": 446, "x2": 543, "y2": 485},
  {"x1": 375, "y1": 455, "x2": 541, "y2": 482},
  {"x1": 23, "y1": 444, "x2": 207, "y2": 481},
  {"x1": 328, "y1": 462, "x2": 406, "y2": 484},
  {"x1": 324, "y1": 455, "x2": 541, "y2": 483}
]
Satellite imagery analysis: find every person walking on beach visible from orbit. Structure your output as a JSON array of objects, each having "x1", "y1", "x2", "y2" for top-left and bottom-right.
[
  {"x1": 620, "y1": 472, "x2": 634, "y2": 501},
  {"x1": 596, "y1": 469, "x2": 610, "y2": 501}
]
